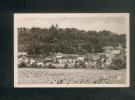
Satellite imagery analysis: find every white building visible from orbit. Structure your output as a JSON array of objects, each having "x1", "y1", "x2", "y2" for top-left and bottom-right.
[
  {"x1": 103, "y1": 46, "x2": 113, "y2": 53},
  {"x1": 78, "y1": 56, "x2": 84, "y2": 60},
  {"x1": 18, "y1": 52, "x2": 27, "y2": 56},
  {"x1": 105, "y1": 58, "x2": 113, "y2": 65},
  {"x1": 18, "y1": 56, "x2": 29, "y2": 64},
  {"x1": 112, "y1": 50, "x2": 121, "y2": 54},
  {"x1": 37, "y1": 62, "x2": 44, "y2": 67},
  {"x1": 29, "y1": 59, "x2": 36, "y2": 64}
]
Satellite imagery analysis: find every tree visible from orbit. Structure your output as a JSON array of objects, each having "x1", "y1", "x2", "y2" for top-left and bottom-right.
[
  {"x1": 18, "y1": 26, "x2": 126, "y2": 54},
  {"x1": 64, "y1": 63, "x2": 68, "y2": 69}
]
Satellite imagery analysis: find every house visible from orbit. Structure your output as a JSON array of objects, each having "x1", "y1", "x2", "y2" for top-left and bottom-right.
[
  {"x1": 55, "y1": 53, "x2": 79, "y2": 64},
  {"x1": 57, "y1": 58, "x2": 74, "y2": 64},
  {"x1": 58, "y1": 59, "x2": 65, "y2": 63},
  {"x1": 45, "y1": 62, "x2": 53, "y2": 66},
  {"x1": 37, "y1": 62, "x2": 44, "y2": 67},
  {"x1": 93, "y1": 55, "x2": 100, "y2": 61},
  {"x1": 24, "y1": 57, "x2": 29, "y2": 63},
  {"x1": 103, "y1": 46, "x2": 113, "y2": 53},
  {"x1": 77, "y1": 56, "x2": 85, "y2": 61},
  {"x1": 105, "y1": 58, "x2": 113, "y2": 65},
  {"x1": 105, "y1": 53, "x2": 114, "y2": 59},
  {"x1": 111, "y1": 50, "x2": 121, "y2": 54},
  {"x1": 36, "y1": 59, "x2": 45, "y2": 66},
  {"x1": 51, "y1": 63, "x2": 65, "y2": 68},
  {"x1": 55, "y1": 53, "x2": 64, "y2": 58},
  {"x1": 116, "y1": 44, "x2": 123, "y2": 50},
  {"x1": 103, "y1": 46, "x2": 113, "y2": 50},
  {"x1": 86, "y1": 53, "x2": 100, "y2": 60},
  {"x1": 68, "y1": 63, "x2": 75, "y2": 68},
  {"x1": 18, "y1": 56, "x2": 29, "y2": 64},
  {"x1": 18, "y1": 52, "x2": 27, "y2": 57},
  {"x1": 55, "y1": 53, "x2": 78, "y2": 59},
  {"x1": 18, "y1": 57, "x2": 23, "y2": 64},
  {"x1": 29, "y1": 58, "x2": 36, "y2": 64},
  {"x1": 45, "y1": 57, "x2": 54, "y2": 62},
  {"x1": 84, "y1": 59, "x2": 97, "y2": 68},
  {"x1": 37, "y1": 61, "x2": 44, "y2": 67}
]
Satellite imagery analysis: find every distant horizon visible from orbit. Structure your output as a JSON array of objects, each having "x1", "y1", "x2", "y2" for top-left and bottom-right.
[
  {"x1": 18, "y1": 25, "x2": 126, "y2": 35},
  {"x1": 15, "y1": 13, "x2": 129, "y2": 34}
]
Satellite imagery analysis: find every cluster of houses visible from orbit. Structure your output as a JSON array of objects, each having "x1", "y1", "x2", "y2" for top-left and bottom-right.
[{"x1": 18, "y1": 45, "x2": 126, "y2": 69}]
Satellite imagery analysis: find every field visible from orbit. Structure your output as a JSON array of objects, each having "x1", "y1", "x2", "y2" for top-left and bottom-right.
[{"x1": 18, "y1": 68, "x2": 126, "y2": 84}]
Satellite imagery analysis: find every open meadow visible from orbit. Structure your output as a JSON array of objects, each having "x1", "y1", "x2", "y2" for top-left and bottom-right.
[{"x1": 18, "y1": 68, "x2": 126, "y2": 84}]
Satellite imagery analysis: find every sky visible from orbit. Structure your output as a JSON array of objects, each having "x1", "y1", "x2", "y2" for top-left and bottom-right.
[{"x1": 15, "y1": 13, "x2": 129, "y2": 34}]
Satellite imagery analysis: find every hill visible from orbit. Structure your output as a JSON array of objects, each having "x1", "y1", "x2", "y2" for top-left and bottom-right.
[{"x1": 18, "y1": 24, "x2": 126, "y2": 55}]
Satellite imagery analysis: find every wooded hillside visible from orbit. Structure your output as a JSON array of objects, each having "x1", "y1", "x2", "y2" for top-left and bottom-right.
[{"x1": 18, "y1": 24, "x2": 126, "y2": 55}]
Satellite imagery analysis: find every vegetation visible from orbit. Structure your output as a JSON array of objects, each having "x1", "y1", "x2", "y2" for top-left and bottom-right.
[
  {"x1": 18, "y1": 68, "x2": 126, "y2": 84},
  {"x1": 18, "y1": 24, "x2": 126, "y2": 55},
  {"x1": 109, "y1": 52, "x2": 126, "y2": 70}
]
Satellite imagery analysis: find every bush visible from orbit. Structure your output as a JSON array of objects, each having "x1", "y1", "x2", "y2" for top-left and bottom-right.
[
  {"x1": 64, "y1": 63, "x2": 68, "y2": 69},
  {"x1": 31, "y1": 63, "x2": 38, "y2": 68},
  {"x1": 18, "y1": 62, "x2": 27, "y2": 68},
  {"x1": 109, "y1": 58, "x2": 126, "y2": 70},
  {"x1": 48, "y1": 64, "x2": 56, "y2": 69}
]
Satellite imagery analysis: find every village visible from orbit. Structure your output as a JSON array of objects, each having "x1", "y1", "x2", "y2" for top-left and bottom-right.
[
  {"x1": 18, "y1": 45, "x2": 126, "y2": 69},
  {"x1": 15, "y1": 14, "x2": 129, "y2": 86}
]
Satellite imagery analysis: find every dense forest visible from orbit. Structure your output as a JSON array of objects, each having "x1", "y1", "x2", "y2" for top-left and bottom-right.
[{"x1": 18, "y1": 24, "x2": 126, "y2": 55}]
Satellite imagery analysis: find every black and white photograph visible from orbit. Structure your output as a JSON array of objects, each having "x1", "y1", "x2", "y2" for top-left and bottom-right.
[{"x1": 14, "y1": 13, "x2": 129, "y2": 87}]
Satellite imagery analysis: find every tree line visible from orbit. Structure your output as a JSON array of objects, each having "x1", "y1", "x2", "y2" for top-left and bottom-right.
[{"x1": 18, "y1": 24, "x2": 126, "y2": 55}]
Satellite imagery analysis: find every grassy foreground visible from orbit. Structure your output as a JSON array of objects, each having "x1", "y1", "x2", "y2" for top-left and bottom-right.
[{"x1": 18, "y1": 68, "x2": 126, "y2": 84}]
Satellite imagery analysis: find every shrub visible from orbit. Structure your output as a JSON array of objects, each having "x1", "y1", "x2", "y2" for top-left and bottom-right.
[
  {"x1": 30, "y1": 62, "x2": 37, "y2": 68},
  {"x1": 18, "y1": 62, "x2": 27, "y2": 68},
  {"x1": 48, "y1": 64, "x2": 56, "y2": 69},
  {"x1": 64, "y1": 63, "x2": 68, "y2": 69},
  {"x1": 109, "y1": 58, "x2": 126, "y2": 70}
]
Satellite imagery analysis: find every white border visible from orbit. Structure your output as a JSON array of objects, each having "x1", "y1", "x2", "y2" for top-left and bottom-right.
[{"x1": 14, "y1": 13, "x2": 130, "y2": 88}]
